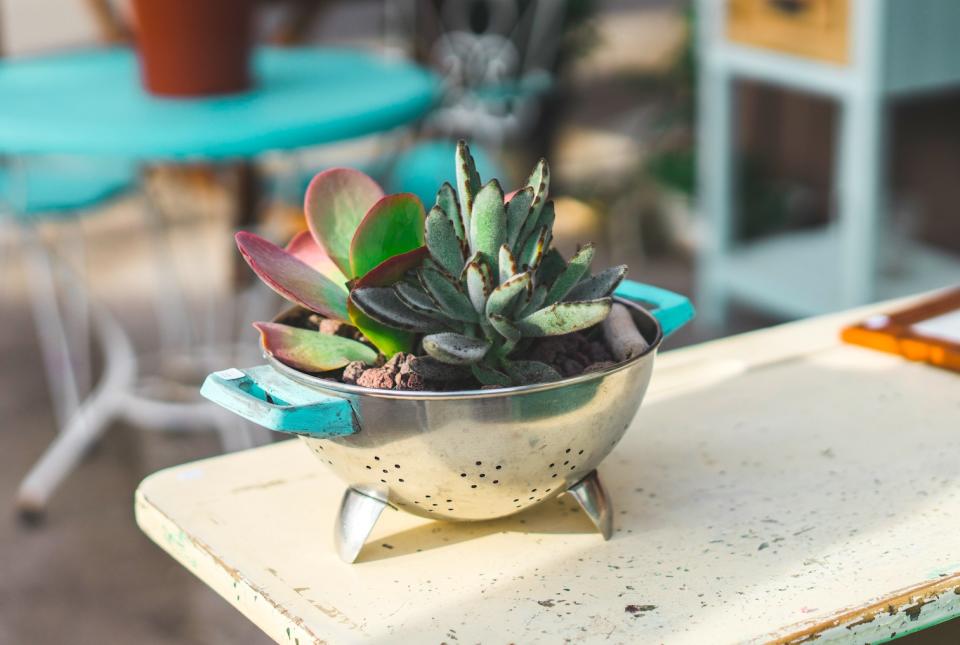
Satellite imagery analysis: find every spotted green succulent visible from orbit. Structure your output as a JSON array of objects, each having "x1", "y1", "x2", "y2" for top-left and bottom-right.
[{"x1": 350, "y1": 142, "x2": 627, "y2": 385}]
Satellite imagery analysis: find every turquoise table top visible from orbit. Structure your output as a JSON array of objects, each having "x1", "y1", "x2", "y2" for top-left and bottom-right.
[{"x1": 0, "y1": 47, "x2": 440, "y2": 161}]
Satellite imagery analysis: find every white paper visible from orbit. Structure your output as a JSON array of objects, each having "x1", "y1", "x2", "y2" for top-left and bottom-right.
[{"x1": 911, "y1": 309, "x2": 960, "y2": 344}]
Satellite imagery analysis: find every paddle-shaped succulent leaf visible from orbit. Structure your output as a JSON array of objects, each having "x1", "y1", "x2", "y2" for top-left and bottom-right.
[
  {"x1": 236, "y1": 231, "x2": 349, "y2": 321},
  {"x1": 305, "y1": 168, "x2": 384, "y2": 276},
  {"x1": 238, "y1": 169, "x2": 427, "y2": 361},
  {"x1": 349, "y1": 194, "x2": 425, "y2": 278},
  {"x1": 254, "y1": 322, "x2": 377, "y2": 372},
  {"x1": 348, "y1": 141, "x2": 628, "y2": 384}
]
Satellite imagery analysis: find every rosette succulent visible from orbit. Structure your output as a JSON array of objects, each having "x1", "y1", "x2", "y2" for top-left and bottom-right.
[{"x1": 350, "y1": 142, "x2": 627, "y2": 385}]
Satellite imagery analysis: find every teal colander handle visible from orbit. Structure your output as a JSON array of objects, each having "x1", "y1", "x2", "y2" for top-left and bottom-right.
[
  {"x1": 201, "y1": 365, "x2": 356, "y2": 436},
  {"x1": 613, "y1": 280, "x2": 695, "y2": 337}
]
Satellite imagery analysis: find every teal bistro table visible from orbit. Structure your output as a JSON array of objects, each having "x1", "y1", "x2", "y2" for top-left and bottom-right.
[{"x1": 0, "y1": 46, "x2": 441, "y2": 517}]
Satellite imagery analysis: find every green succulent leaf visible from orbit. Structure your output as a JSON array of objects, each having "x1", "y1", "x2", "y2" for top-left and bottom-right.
[
  {"x1": 350, "y1": 287, "x2": 446, "y2": 332},
  {"x1": 420, "y1": 268, "x2": 479, "y2": 323},
  {"x1": 304, "y1": 168, "x2": 385, "y2": 278},
  {"x1": 456, "y1": 141, "x2": 482, "y2": 226},
  {"x1": 516, "y1": 298, "x2": 612, "y2": 337},
  {"x1": 518, "y1": 226, "x2": 550, "y2": 271},
  {"x1": 498, "y1": 244, "x2": 517, "y2": 284},
  {"x1": 352, "y1": 246, "x2": 429, "y2": 288},
  {"x1": 469, "y1": 179, "x2": 506, "y2": 275},
  {"x1": 488, "y1": 314, "x2": 521, "y2": 356},
  {"x1": 505, "y1": 186, "x2": 534, "y2": 250},
  {"x1": 544, "y1": 243, "x2": 595, "y2": 306},
  {"x1": 486, "y1": 271, "x2": 531, "y2": 319},
  {"x1": 537, "y1": 248, "x2": 567, "y2": 288},
  {"x1": 422, "y1": 332, "x2": 490, "y2": 365},
  {"x1": 514, "y1": 164, "x2": 550, "y2": 252},
  {"x1": 517, "y1": 284, "x2": 548, "y2": 318},
  {"x1": 349, "y1": 193, "x2": 425, "y2": 278},
  {"x1": 395, "y1": 281, "x2": 443, "y2": 316},
  {"x1": 504, "y1": 360, "x2": 562, "y2": 384},
  {"x1": 470, "y1": 363, "x2": 511, "y2": 386},
  {"x1": 346, "y1": 300, "x2": 414, "y2": 357},
  {"x1": 435, "y1": 182, "x2": 465, "y2": 243},
  {"x1": 526, "y1": 158, "x2": 550, "y2": 220},
  {"x1": 409, "y1": 356, "x2": 471, "y2": 380},
  {"x1": 464, "y1": 255, "x2": 493, "y2": 314},
  {"x1": 254, "y1": 322, "x2": 377, "y2": 372},
  {"x1": 425, "y1": 205, "x2": 465, "y2": 276},
  {"x1": 565, "y1": 265, "x2": 628, "y2": 301}
]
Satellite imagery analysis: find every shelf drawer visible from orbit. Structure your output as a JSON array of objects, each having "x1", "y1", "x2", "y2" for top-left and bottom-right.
[{"x1": 726, "y1": 0, "x2": 849, "y2": 64}]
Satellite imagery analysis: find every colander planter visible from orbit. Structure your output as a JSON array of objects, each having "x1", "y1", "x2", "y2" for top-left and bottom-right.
[{"x1": 202, "y1": 280, "x2": 692, "y2": 562}]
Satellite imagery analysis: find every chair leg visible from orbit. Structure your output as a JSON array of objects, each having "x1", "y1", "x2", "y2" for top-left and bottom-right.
[
  {"x1": 19, "y1": 224, "x2": 84, "y2": 431},
  {"x1": 59, "y1": 218, "x2": 93, "y2": 401},
  {"x1": 142, "y1": 193, "x2": 194, "y2": 356},
  {"x1": 17, "y1": 304, "x2": 136, "y2": 519}
]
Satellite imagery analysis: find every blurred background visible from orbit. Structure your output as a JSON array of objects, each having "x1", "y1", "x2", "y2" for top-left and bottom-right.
[{"x1": 1, "y1": 0, "x2": 958, "y2": 642}]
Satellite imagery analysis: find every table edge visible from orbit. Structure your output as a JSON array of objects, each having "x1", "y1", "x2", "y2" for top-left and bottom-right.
[{"x1": 135, "y1": 471, "x2": 328, "y2": 645}]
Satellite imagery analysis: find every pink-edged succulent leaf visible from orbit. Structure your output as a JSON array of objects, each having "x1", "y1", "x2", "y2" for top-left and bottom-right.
[
  {"x1": 349, "y1": 193, "x2": 425, "y2": 279},
  {"x1": 347, "y1": 299, "x2": 414, "y2": 357},
  {"x1": 352, "y1": 246, "x2": 429, "y2": 289},
  {"x1": 236, "y1": 231, "x2": 349, "y2": 321},
  {"x1": 285, "y1": 230, "x2": 349, "y2": 287},
  {"x1": 254, "y1": 322, "x2": 377, "y2": 372},
  {"x1": 305, "y1": 168, "x2": 385, "y2": 278}
]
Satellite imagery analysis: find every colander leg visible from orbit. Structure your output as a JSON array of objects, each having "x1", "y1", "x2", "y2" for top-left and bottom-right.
[
  {"x1": 335, "y1": 487, "x2": 389, "y2": 563},
  {"x1": 567, "y1": 470, "x2": 613, "y2": 540}
]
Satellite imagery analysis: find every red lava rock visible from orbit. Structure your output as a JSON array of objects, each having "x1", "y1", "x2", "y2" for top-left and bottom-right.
[
  {"x1": 395, "y1": 370, "x2": 425, "y2": 390},
  {"x1": 356, "y1": 367, "x2": 395, "y2": 390},
  {"x1": 341, "y1": 361, "x2": 366, "y2": 384}
]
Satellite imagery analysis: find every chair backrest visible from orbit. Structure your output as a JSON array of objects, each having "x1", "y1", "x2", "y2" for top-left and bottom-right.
[{"x1": 389, "y1": 0, "x2": 567, "y2": 145}]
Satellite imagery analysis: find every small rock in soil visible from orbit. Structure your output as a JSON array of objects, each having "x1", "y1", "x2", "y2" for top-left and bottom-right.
[
  {"x1": 341, "y1": 361, "x2": 366, "y2": 384},
  {"x1": 317, "y1": 318, "x2": 353, "y2": 337},
  {"x1": 356, "y1": 367, "x2": 396, "y2": 389}
]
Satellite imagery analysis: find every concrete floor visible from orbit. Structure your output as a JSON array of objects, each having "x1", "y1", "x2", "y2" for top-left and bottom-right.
[{"x1": 1, "y1": 192, "x2": 957, "y2": 644}]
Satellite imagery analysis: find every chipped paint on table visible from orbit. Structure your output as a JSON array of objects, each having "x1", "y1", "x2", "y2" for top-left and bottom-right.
[{"x1": 136, "y1": 295, "x2": 960, "y2": 644}]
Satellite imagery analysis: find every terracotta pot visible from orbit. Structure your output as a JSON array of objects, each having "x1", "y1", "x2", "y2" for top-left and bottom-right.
[{"x1": 131, "y1": 0, "x2": 255, "y2": 97}]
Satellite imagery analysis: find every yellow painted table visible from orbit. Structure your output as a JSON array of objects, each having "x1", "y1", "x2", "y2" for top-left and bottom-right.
[{"x1": 136, "y1": 297, "x2": 960, "y2": 644}]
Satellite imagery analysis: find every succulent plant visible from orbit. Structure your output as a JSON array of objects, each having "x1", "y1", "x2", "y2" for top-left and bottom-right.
[
  {"x1": 235, "y1": 168, "x2": 428, "y2": 371},
  {"x1": 350, "y1": 142, "x2": 627, "y2": 385}
]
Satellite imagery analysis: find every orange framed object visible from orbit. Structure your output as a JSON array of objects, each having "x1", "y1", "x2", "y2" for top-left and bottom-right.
[{"x1": 842, "y1": 289, "x2": 960, "y2": 372}]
